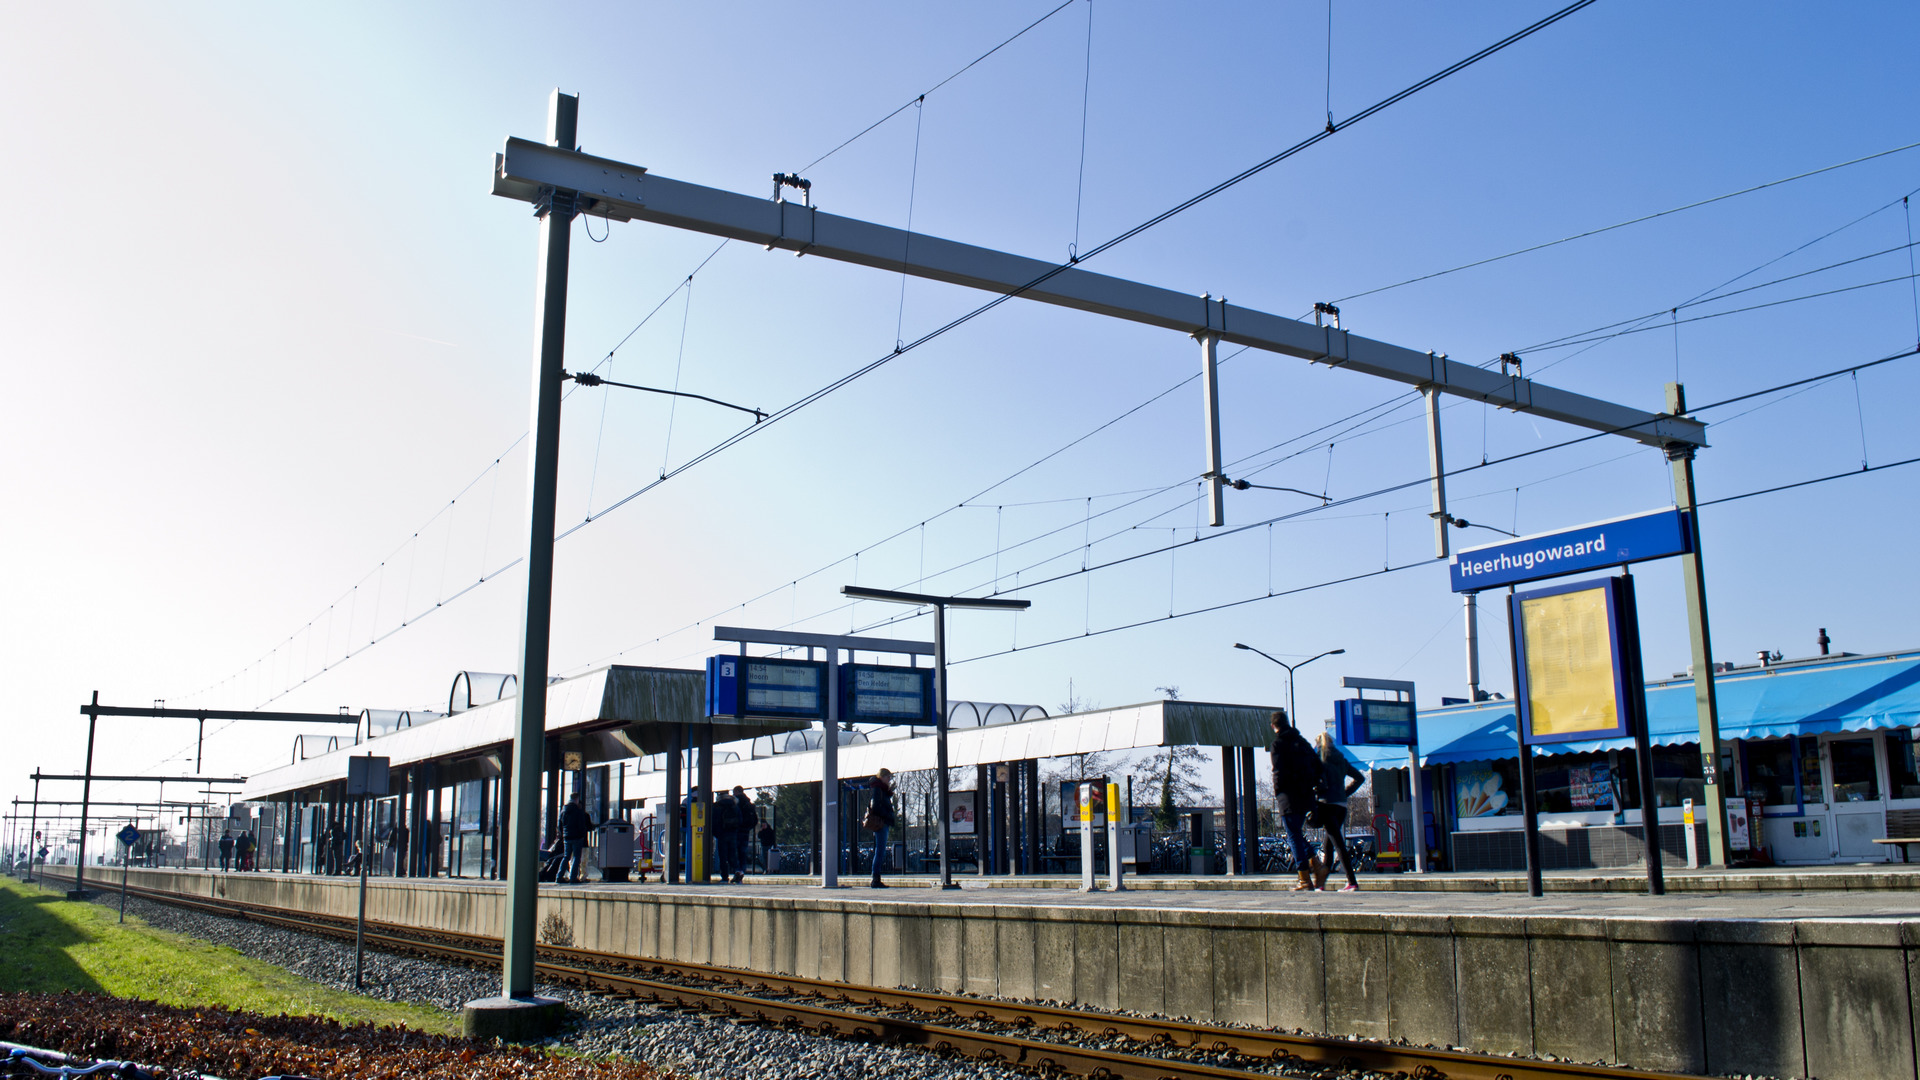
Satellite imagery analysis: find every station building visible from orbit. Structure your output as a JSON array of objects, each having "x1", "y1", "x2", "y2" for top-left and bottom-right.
[{"x1": 1351, "y1": 646, "x2": 1920, "y2": 869}]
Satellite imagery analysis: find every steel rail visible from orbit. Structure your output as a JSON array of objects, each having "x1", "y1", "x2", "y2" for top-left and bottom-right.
[{"x1": 78, "y1": 876, "x2": 1710, "y2": 1080}]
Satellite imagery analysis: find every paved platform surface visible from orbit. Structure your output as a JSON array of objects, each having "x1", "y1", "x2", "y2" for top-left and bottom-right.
[{"x1": 560, "y1": 860, "x2": 1920, "y2": 922}]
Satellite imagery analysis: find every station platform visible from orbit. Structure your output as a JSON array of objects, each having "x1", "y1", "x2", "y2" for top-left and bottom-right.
[{"x1": 30, "y1": 864, "x2": 1920, "y2": 1080}]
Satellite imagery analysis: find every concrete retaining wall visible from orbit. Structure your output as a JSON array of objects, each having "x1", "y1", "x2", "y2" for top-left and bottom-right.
[{"x1": 39, "y1": 868, "x2": 1918, "y2": 1080}]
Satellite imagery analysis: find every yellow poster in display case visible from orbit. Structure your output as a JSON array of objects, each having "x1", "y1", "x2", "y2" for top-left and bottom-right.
[{"x1": 1509, "y1": 576, "x2": 1634, "y2": 745}]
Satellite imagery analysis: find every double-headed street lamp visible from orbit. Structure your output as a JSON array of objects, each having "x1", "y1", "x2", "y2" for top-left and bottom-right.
[
  {"x1": 842, "y1": 586, "x2": 1029, "y2": 889},
  {"x1": 1232, "y1": 644, "x2": 1346, "y2": 726}
]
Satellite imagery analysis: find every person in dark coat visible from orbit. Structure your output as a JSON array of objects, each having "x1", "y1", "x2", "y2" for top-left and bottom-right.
[
  {"x1": 1268, "y1": 709, "x2": 1322, "y2": 890},
  {"x1": 217, "y1": 831, "x2": 234, "y2": 872},
  {"x1": 1314, "y1": 732, "x2": 1368, "y2": 892},
  {"x1": 388, "y1": 820, "x2": 410, "y2": 879},
  {"x1": 560, "y1": 792, "x2": 595, "y2": 883},
  {"x1": 865, "y1": 769, "x2": 897, "y2": 888},
  {"x1": 711, "y1": 787, "x2": 740, "y2": 883},
  {"x1": 235, "y1": 830, "x2": 256, "y2": 873},
  {"x1": 729, "y1": 786, "x2": 757, "y2": 883},
  {"x1": 325, "y1": 818, "x2": 345, "y2": 876}
]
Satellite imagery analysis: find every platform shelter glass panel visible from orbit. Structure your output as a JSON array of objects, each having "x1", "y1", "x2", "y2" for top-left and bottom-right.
[
  {"x1": 1829, "y1": 737, "x2": 1879, "y2": 803},
  {"x1": 1888, "y1": 730, "x2": 1920, "y2": 800}
]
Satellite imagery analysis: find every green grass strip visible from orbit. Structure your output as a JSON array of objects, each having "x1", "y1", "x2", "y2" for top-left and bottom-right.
[{"x1": 0, "y1": 875, "x2": 460, "y2": 1035}]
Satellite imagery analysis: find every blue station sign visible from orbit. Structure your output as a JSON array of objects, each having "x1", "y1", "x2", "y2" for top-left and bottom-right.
[
  {"x1": 1448, "y1": 507, "x2": 1691, "y2": 593},
  {"x1": 841, "y1": 663, "x2": 933, "y2": 724},
  {"x1": 705, "y1": 655, "x2": 827, "y2": 720},
  {"x1": 1335, "y1": 698, "x2": 1418, "y2": 747}
]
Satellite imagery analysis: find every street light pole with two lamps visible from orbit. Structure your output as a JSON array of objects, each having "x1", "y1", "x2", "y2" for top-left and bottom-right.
[{"x1": 1231, "y1": 644, "x2": 1346, "y2": 726}]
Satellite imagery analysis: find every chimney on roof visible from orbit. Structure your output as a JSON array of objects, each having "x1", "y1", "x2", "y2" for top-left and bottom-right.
[{"x1": 1817, "y1": 628, "x2": 1831, "y2": 656}]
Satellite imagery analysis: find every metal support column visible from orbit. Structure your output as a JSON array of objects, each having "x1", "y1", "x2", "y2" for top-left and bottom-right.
[
  {"x1": 1197, "y1": 324, "x2": 1226, "y2": 526},
  {"x1": 1239, "y1": 747, "x2": 1259, "y2": 872},
  {"x1": 73, "y1": 691, "x2": 99, "y2": 896},
  {"x1": 1220, "y1": 750, "x2": 1241, "y2": 875},
  {"x1": 1424, "y1": 383, "x2": 1450, "y2": 559},
  {"x1": 1024, "y1": 760, "x2": 1041, "y2": 878},
  {"x1": 1464, "y1": 592, "x2": 1482, "y2": 701},
  {"x1": 695, "y1": 723, "x2": 715, "y2": 883},
  {"x1": 27, "y1": 776, "x2": 40, "y2": 883},
  {"x1": 664, "y1": 725, "x2": 683, "y2": 883},
  {"x1": 821, "y1": 652, "x2": 839, "y2": 888},
  {"x1": 499, "y1": 89, "x2": 578, "y2": 1003},
  {"x1": 1665, "y1": 382, "x2": 1728, "y2": 867}
]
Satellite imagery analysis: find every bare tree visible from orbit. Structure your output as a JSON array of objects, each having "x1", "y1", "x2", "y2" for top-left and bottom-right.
[{"x1": 1131, "y1": 744, "x2": 1208, "y2": 830}]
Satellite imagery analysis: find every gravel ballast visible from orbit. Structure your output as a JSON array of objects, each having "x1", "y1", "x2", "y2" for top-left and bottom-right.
[{"x1": 90, "y1": 889, "x2": 1036, "y2": 1080}]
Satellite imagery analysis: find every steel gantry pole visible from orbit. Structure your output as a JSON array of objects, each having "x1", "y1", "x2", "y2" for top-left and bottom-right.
[
  {"x1": 72, "y1": 691, "x2": 100, "y2": 896},
  {"x1": 493, "y1": 90, "x2": 578, "y2": 1026},
  {"x1": 1665, "y1": 382, "x2": 1729, "y2": 868},
  {"x1": 840, "y1": 587, "x2": 1029, "y2": 889}
]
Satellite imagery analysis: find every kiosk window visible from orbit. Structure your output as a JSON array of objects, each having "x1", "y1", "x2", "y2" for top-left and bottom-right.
[
  {"x1": 1889, "y1": 730, "x2": 1920, "y2": 800},
  {"x1": 1828, "y1": 738, "x2": 1879, "y2": 803},
  {"x1": 1743, "y1": 737, "x2": 1821, "y2": 807}
]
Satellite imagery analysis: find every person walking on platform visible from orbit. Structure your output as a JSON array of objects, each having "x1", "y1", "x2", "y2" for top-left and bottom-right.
[
  {"x1": 863, "y1": 768, "x2": 897, "y2": 888},
  {"x1": 730, "y1": 786, "x2": 756, "y2": 883},
  {"x1": 388, "y1": 819, "x2": 410, "y2": 879},
  {"x1": 1313, "y1": 732, "x2": 1367, "y2": 892},
  {"x1": 711, "y1": 785, "x2": 740, "y2": 883},
  {"x1": 1269, "y1": 710, "x2": 1323, "y2": 891},
  {"x1": 560, "y1": 791, "x2": 596, "y2": 884},
  {"x1": 217, "y1": 831, "x2": 234, "y2": 872},
  {"x1": 325, "y1": 817, "x2": 345, "y2": 876}
]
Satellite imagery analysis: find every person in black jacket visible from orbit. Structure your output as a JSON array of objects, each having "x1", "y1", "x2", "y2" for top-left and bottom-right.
[
  {"x1": 865, "y1": 769, "x2": 897, "y2": 888},
  {"x1": 560, "y1": 792, "x2": 596, "y2": 883},
  {"x1": 729, "y1": 786, "x2": 757, "y2": 883},
  {"x1": 217, "y1": 831, "x2": 234, "y2": 872},
  {"x1": 1268, "y1": 710, "x2": 1323, "y2": 891}
]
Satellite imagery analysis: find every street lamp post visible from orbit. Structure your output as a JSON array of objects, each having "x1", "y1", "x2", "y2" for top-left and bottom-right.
[
  {"x1": 841, "y1": 586, "x2": 1029, "y2": 889},
  {"x1": 1232, "y1": 644, "x2": 1346, "y2": 727}
]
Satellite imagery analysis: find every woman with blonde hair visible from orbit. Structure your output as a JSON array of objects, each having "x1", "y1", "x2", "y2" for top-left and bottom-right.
[{"x1": 1312, "y1": 732, "x2": 1367, "y2": 891}]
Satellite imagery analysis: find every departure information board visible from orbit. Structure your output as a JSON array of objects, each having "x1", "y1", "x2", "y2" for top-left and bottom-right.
[
  {"x1": 841, "y1": 663, "x2": 933, "y2": 724},
  {"x1": 705, "y1": 655, "x2": 827, "y2": 719},
  {"x1": 1335, "y1": 699, "x2": 1418, "y2": 747}
]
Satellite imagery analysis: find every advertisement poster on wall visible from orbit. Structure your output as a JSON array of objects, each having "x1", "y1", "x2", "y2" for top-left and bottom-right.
[
  {"x1": 948, "y1": 790, "x2": 976, "y2": 836},
  {"x1": 1569, "y1": 763, "x2": 1613, "y2": 810},
  {"x1": 1059, "y1": 780, "x2": 1109, "y2": 828},
  {"x1": 1455, "y1": 767, "x2": 1509, "y2": 818}
]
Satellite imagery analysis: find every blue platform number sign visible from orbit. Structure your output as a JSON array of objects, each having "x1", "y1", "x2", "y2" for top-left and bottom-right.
[
  {"x1": 1509, "y1": 577, "x2": 1635, "y2": 746},
  {"x1": 840, "y1": 663, "x2": 933, "y2": 724},
  {"x1": 706, "y1": 655, "x2": 827, "y2": 720},
  {"x1": 116, "y1": 825, "x2": 140, "y2": 848},
  {"x1": 1335, "y1": 698, "x2": 1418, "y2": 747}
]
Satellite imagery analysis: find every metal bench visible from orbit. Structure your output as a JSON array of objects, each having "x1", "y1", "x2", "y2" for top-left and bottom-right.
[{"x1": 1873, "y1": 808, "x2": 1920, "y2": 862}]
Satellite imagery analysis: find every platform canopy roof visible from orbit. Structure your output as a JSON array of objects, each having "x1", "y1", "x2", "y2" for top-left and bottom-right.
[
  {"x1": 1345, "y1": 648, "x2": 1920, "y2": 769},
  {"x1": 241, "y1": 665, "x2": 808, "y2": 800},
  {"x1": 629, "y1": 698, "x2": 1277, "y2": 799}
]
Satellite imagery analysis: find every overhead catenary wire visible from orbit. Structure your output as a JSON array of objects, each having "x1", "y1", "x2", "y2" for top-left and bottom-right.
[
  {"x1": 1332, "y1": 138, "x2": 1920, "y2": 305},
  {"x1": 198, "y1": 1, "x2": 1604, "y2": 709}
]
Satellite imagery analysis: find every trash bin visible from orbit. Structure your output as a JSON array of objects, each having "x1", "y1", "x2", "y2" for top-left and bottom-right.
[
  {"x1": 599, "y1": 821, "x2": 635, "y2": 883},
  {"x1": 1188, "y1": 846, "x2": 1211, "y2": 875}
]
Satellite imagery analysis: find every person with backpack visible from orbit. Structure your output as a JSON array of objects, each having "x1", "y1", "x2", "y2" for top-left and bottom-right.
[
  {"x1": 235, "y1": 830, "x2": 257, "y2": 872},
  {"x1": 560, "y1": 792, "x2": 596, "y2": 883},
  {"x1": 1313, "y1": 731, "x2": 1368, "y2": 892},
  {"x1": 1268, "y1": 710, "x2": 1323, "y2": 891},
  {"x1": 863, "y1": 769, "x2": 897, "y2": 888}
]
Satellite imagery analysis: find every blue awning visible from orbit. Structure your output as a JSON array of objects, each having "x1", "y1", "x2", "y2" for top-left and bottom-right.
[{"x1": 1345, "y1": 650, "x2": 1920, "y2": 768}]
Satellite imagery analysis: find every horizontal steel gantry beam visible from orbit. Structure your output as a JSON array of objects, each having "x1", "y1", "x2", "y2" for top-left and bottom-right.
[
  {"x1": 80, "y1": 703, "x2": 359, "y2": 724},
  {"x1": 493, "y1": 138, "x2": 1706, "y2": 449},
  {"x1": 31, "y1": 773, "x2": 247, "y2": 784}
]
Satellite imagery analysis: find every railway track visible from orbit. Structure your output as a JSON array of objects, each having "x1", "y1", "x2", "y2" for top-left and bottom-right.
[{"x1": 94, "y1": 878, "x2": 1707, "y2": 1080}]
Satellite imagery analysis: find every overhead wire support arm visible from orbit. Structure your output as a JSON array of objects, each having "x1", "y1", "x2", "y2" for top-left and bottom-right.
[
  {"x1": 492, "y1": 142, "x2": 1704, "y2": 451},
  {"x1": 566, "y1": 370, "x2": 765, "y2": 422}
]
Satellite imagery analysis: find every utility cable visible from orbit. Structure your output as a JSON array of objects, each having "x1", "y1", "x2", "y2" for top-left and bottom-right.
[
  {"x1": 206, "y1": 2, "x2": 1602, "y2": 707},
  {"x1": 799, "y1": 0, "x2": 1077, "y2": 174},
  {"x1": 1333, "y1": 138, "x2": 1920, "y2": 304}
]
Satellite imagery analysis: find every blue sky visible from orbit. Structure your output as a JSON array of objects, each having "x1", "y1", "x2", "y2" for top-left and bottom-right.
[{"x1": 4, "y1": 2, "x2": 1918, "y2": 819}]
